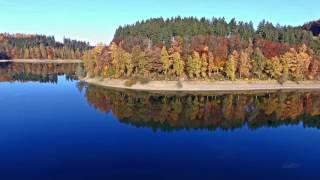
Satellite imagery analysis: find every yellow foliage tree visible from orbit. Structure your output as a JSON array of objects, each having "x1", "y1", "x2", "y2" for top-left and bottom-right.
[
  {"x1": 207, "y1": 52, "x2": 215, "y2": 76},
  {"x1": 83, "y1": 50, "x2": 96, "y2": 77},
  {"x1": 280, "y1": 48, "x2": 297, "y2": 81},
  {"x1": 23, "y1": 49, "x2": 30, "y2": 59},
  {"x1": 239, "y1": 50, "x2": 252, "y2": 79},
  {"x1": 110, "y1": 42, "x2": 127, "y2": 78},
  {"x1": 296, "y1": 44, "x2": 311, "y2": 80},
  {"x1": 172, "y1": 52, "x2": 185, "y2": 77},
  {"x1": 187, "y1": 51, "x2": 201, "y2": 79},
  {"x1": 225, "y1": 50, "x2": 238, "y2": 81},
  {"x1": 94, "y1": 43, "x2": 104, "y2": 56},
  {"x1": 201, "y1": 53, "x2": 208, "y2": 78},
  {"x1": 187, "y1": 55, "x2": 195, "y2": 79},
  {"x1": 124, "y1": 52, "x2": 133, "y2": 77},
  {"x1": 265, "y1": 56, "x2": 283, "y2": 80},
  {"x1": 161, "y1": 46, "x2": 171, "y2": 75}
]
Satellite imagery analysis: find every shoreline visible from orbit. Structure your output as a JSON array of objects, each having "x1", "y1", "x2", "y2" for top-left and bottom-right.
[
  {"x1": 82, "y1": 78, "x2": 320, "y2": 92},
  {"x1": 0, "y1": 59, "x2": 83, "y2": 63}
]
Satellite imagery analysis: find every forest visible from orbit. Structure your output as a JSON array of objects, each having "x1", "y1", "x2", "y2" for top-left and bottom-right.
[
  {"x1": 0, "y1": 33, "x2": 91, "y2": 60},
  {"x1": 84, "y1": 17, "x2": 320, "y2": 82}
]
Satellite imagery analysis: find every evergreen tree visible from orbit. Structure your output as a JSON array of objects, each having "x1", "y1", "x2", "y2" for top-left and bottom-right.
[{"x1": 252, "y1": 48, "x2": 266, "y2": 79}]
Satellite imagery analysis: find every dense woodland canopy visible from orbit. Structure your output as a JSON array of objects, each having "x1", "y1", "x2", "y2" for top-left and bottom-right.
[
  {"x1": 84, "y1": 17, "x2": 320, "y2": 82},
  {"x1": 0, "y1": 33, "x2": 91, "y2": 60}
]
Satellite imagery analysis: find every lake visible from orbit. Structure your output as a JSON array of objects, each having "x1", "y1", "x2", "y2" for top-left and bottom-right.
[{"x1": 1, "y1": 62, "x2": 320, "y2": 180}]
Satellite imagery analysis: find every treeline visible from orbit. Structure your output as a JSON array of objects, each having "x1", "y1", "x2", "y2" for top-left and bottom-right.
[
  {"x1": 84, "y1": 17, "x2": 320, "y2": 82},
  {"x1": 82, "y1": 86, "x2": 320, "y2": 132},
  {"x1": 114, "y1": 17, "x2": 320, "y2": 52},
  {"x1": 0, "y1": 33, "x2": 91, "y2": 60},
  {"x1": 84, "y1": 38, "x2": 319, "y2": 82}
]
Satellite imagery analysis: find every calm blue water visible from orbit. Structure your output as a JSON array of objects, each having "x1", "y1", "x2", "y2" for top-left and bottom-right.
[{"x1": 1, "y1": 74, "x2": 320, "y2": 180}]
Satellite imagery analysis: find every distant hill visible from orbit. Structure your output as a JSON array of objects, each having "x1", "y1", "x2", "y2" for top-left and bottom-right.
[{"x1": 304, "y1": 20, "x2": 320, "y2": 36}]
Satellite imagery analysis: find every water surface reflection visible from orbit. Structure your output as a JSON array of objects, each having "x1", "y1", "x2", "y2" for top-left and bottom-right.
[
  {"x1": 82, "y1": 84, "x2": 320, "y2": 132},
  {"x1": 0, "y1": 62, "x2": 80, "y2": 83},
  {"x1": 1, "y1": 63, "x2": 320, "y2": 179}
]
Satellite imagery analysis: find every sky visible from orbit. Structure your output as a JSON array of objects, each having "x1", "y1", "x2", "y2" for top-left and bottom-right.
[{"x1": 0, "y1": 0, "x2": 319, "y2": 45}]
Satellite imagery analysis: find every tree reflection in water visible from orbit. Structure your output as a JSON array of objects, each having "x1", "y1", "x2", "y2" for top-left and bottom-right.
[
  {"x1": 82, "y1": 84, "x2": 320, "y2": 132},
  {"x1": 1, "y1": 62, "x2": 319, "y2": 132},
  {"x1": 0, "y1": 62, "x2": 81, "y2": 83}
]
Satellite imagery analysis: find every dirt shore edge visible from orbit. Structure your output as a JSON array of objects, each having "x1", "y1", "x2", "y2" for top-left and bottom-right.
[{"x1": 82, "y1": 78, "x2": 320, "y2": 92}]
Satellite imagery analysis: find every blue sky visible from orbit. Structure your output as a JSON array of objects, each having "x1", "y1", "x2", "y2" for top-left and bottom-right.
[{"x1": 0, "y1": 0, "x2": 319, "y2": 45}]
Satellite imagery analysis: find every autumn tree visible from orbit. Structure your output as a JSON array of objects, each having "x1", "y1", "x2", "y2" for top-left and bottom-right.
[
  {"x1": 264, "y1": 57, "x2": 283, "y2": 80},
  {"x1": 34, "y1": 47, "x2": 41, "y2": 59},
  {"x1": 207, "y1": 52, "x2": 216, "y2": 77},
  {"x1": 200, "y1": 53, "x2": 208, "y2": 78},
  {"x1": 132, "y1": 46, "x2": 146, "y2": 76},
  {"x1": 238, "y1": 50, "x2": 251, "y2": 79},
  {"x1": 295, "y1": 44, "x2": 311, "y2": 80},
  {"x1": 172, "y1": 52, "x2": 185, "y2": 78},
  {"x1": 23, "y1": 49, "x2": 30, "y2": 59},
  {"x1": 280, "y1": 48, "x2": 297, "y2": 81},
  {"x1": 110, "y1": 42, "x2": 127, "y2": 78},
  {"x1": 225, "y1": 50, "x2": 238, "y2": 81},
  {"x1": 83, "y1": 43, "x2": 104, "y2": 77},
  {"x1": 39, "y1": 44, "x2": 47, "y2": 59},
  {"x1": 308, "y1": 58, "x2": 319, "y2": 80},
  {"x1": 124, "y1": 51, "x2": 133, "y2": 77},
  {"x1": 83, "y1": 50, "x2": 96, "y2": 77},
  {"x1": 75, "y1": 48, "x2": 82, "y2": 59},
  {"x1": 187, "y1": 51, "x2": 201, "y2": 79},
  {"x1": 47, "y1": 47, "x2": 54, "y2": 60},
  {"x1": 187, "y1": 55, "x2": 195, "y2": 79},
  {"x1": 161, "y1": 46, "x2": 171, "y2": 76},
  {"x1": 238, "y1": 40, "x2": 253, "y2": 79}
]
